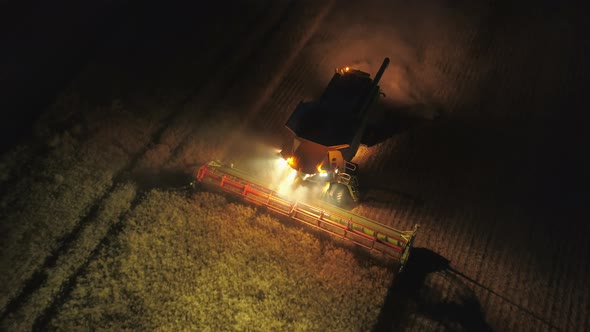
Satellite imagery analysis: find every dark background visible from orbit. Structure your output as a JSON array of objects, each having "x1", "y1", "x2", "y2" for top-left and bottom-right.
[{"x1": 3, "y1": 1, "x2": 587, "y2": 226}]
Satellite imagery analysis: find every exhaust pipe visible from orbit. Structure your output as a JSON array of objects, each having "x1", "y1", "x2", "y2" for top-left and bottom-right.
[{"x1": 372, "y1": 57, "x2": 390, "y2": 86}]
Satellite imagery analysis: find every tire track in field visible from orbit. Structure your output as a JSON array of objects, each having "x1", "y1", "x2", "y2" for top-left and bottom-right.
[
  {"x1": 172, "y1": 8, "x2": 334, "y2": 171},
  {"x1": 0, "y1": 1, "x2": 144, "y2": 206},
  {"x1": 474, "y1": 212, "x2": 502, "y2": 327},
  {"x1": 160, "y1": 0, "x2": 299, "y2": 160},
  {"x1": 500, "y1": 220, "x2": 567, "y2": 329},
  {"x1": 32, "y1": 6, "x2": 341, "y2": 322},
  {"x1": 530, "y1": 228, "x2": 562, "y2": 330},
  {"x1": 549, "y1": 233, "x2": 583, "y2": 330},
  {"x1": 0, "y1": 1, "x2": 282, "y2": 325},
  {"x1": 441, "y1": 208, "x2": 465, "y2": 272},
  {"x1": 161, "y1": 0, "x2": 332, "y2": 170},
  {"x1": 499, "y1": 225, "x2": 528, "y2": 331},
  {"x1": 25, "y1": 2, "x2": 316, "y2": 328},
  {"x1": 527, "y1": 222, "x2": 554, "y2": 327},
  {"x1": 489, "y1": 223, "x2": 518, "y2": 331},
  {"x1": 215, "y1": 0, "x2": 336, "y2": 161},
  {"x1": 558, "y1": 236, "x2": 578, "y2": 331},
  {"x1": 468, "y1": 34, "x2": 542, "y2": 329},
  {"x1": 0, "y1": 183, "x2": 136, "y2": 331},
  {"x1": 477, "y1": 14, "x2": 589, "y2": 328},
  {"x1": 450, "y1": 209, "x2": 476, "y2": 273},
  {"x1": 515, "y1": 228, "x2": 538, "y2": 329},
  {"x1": 510, "y1": 224, "x2": 537, "y2": 328},
  {"x1": 567, "y1": 229, "x2": 589, "y2": 331},
  {"x1": 0, "y1": 1, "x2": 251, "y2": 260},
  {"x1": 254, "y1": 51, "x2": 321, "y2": 134},
  {"x1": 376, "y1": 6, "x2": 540, "y2": 328},
  {"x1": 534, "y1": 237, "x2": 565, "y2": 330},
  {"x1": 574, "y1": 227, "x2": 590, "y2": 330},
  {"x1": 261, "y1": 55, "x2": 316, "y2": 130},
  {"x1": 31, "y1": 185, "x2": 149, "y2": 331},
  {"x1": 231, "y1": 19, "x2": 349, "y2": 171},
  {"x1": 579, "y1": 231, "x2": 590, "y2": 330}
]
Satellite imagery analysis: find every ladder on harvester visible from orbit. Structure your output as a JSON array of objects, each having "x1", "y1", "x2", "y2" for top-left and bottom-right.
[
  {"x1": 195, "y1": 161, "x2": 419, "y2": 270},
  {"x1": 336, "y1": 173, "x2": 360, "y2": 203},
  {"x1": 336, "y1": 161, "x2": 360, "y2": 203}
]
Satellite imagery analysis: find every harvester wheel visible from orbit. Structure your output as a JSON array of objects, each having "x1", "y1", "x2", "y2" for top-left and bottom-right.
[{"x1": 326, "y1": 183, "x2": 354, "y2": 209}]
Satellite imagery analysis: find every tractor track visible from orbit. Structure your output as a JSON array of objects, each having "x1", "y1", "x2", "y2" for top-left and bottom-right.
[
  {"x1": 164, "y1": 0, "x2": 336, "y2": 169},
  {"x1": 1, "y1": 0, "x2": 340, "y2": 328},
  {"x1": 161, "y1": 0, "x2": 308, "y2": 166},
  {"x1": 30, "y1": 186, "x2": 149, "y2": 331},
  {"x1": 0, "y1": 0, "x2": 291, "y2": 326},
  {"x1": 0, "y1": 101, "x2": 179, "y2": 324},
  {"x1": 216, "y1": 0, "x2": 336, "y2": 161},
  {"x1": 240, "y1": 21, "x2": 345, "y2": 154},
  {"x1": 0, "y1": 0, "x2": 141, "y2": 203},
  {"x1": 364, "y1": 1, "x2": 572, "y2": 329},
  {"x1": 42, "y1": 2, "x2": 336, "y2": 327}
]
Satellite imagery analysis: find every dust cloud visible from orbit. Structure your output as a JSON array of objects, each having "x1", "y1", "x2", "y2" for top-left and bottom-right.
[
  {"x1": 216, "y1": 128, "x2": 326, "y2": 203},
  {"x1": 180, "y1": 0, "x2": 489, "y2": 197},
  {"x1": 306, "y1": 0, "x2": 486, "y2": 112}
]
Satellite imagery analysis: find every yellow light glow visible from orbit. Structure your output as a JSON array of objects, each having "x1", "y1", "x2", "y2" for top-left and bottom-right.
[
  {"x1": 345, "y1": 67, "x2": 349, "y2": 72},
  {"x1": 317, "y1": 164, "x2": 326, "y2": 173},
  {"x1": 287, "y1": 156, "x2": 295, "y2": 166},
  {"x1": 286, "y1": 169, "x2": 297, "y2": 182},
  {"x1": 277, "y1": 169, "x2": 298, "y2": 195}
]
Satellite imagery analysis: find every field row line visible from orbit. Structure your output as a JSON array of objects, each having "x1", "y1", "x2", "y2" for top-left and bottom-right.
[
  {"x1": 0, "y1": 0, "x2": 291, "y2": 325},
  {"x1": 14, "y1": 0, "x2": 343, "y2": 327}
]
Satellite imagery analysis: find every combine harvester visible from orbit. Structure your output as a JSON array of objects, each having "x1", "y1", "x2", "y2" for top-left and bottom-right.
[
  {"x1": 195, "y1": 58, "x2": 419, "y2": 271},
  {"x1": 280, "y1": 57, "x2": 391, "y2": 207}
]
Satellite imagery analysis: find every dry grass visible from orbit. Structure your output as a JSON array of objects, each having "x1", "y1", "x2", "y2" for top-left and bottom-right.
[
  {"x1": 50, "y1": 190, "x2": 393, "y2": 331},
  {"x1": 1, "y1": 183, "x2": 137, "y2": 331},
  {"x1": 0, "y1": 100, "x2": 160, "y2": 313}
]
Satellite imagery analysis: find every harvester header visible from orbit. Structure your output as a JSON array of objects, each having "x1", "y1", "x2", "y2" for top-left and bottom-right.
[{"x1": 195, "y1": 161, "x2": 419, "y2": 271}]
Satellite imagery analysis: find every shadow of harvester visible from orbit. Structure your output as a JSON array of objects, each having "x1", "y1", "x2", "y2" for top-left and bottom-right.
[
  {"x1": 130, "y1": 167, "x2": 195, "y2": 191},
  {"x1": 362, "y1": 101, "x2": 441, "y2": 147},
  {"x1": 373, "y1": 248, "x2": 492, "y2": 332}
]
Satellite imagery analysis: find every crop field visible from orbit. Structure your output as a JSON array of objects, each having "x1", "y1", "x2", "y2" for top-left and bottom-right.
[{"x1": 1, "y1": 0, "x2": 588, "y2": 331}]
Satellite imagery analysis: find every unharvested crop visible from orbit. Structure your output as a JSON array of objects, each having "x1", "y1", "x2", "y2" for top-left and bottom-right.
[{"x1": 50, "y1": 190, "x2": 392, "y2": 331}]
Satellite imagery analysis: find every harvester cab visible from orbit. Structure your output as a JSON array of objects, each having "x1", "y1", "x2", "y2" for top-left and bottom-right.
[{"x1": 280, "y1": 57, "x2": 390, "y2": 208}]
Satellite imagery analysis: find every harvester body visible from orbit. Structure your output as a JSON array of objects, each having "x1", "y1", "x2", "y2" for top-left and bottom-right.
[{"x1": 281, "y1": 58, "x2": 390, "y2": 206}]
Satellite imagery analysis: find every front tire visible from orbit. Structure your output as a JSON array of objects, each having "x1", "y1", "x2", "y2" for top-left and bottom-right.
[{"x1": 326, "y1": 183, "x2": 354, "y2": 209}]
